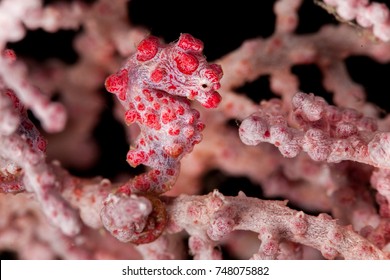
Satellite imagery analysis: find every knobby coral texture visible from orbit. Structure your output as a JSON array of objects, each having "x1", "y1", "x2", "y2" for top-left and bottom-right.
[{"x1": 1, "y1": 0, "x2": 390, "y2": 260}]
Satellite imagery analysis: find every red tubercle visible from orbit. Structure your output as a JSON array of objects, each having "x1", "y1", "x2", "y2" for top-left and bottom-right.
[
  {"x1": 168, "y1": 84, "x2": 177, "y2": 90},
  {"x1": 8, "y1": 184, "x2": 23, "y2": 192},
  {"x1": 161, "y1": 108, "x2": 176, "y2": 124},
  {"x1": 137, "y1": 103, "x2": 145, "y2": 111},
  {"x1": 156, "y1": 91, "x2": 164, "y2": 99},
  {"x1": 177, "y1": 105, "x2": 185, "y2": 115},
  {"x1": 166, "y1": 168, "x2": 176, "y2": 176},
  {"x1": 168, "y1": 125, "x2": 180, "y2": 136},
  {"x1": 189, "y1": 90, "x2": 198, "y2": 100},
  {"x1": 3, "y1": 49, "x2": 17, "y2": 62},
  {"x1": 164, "y1": 144, "x2": 184, "y2": 158},
  {"x1": 37, "y1": 136, "x2": 47, "y2": 152},
  {"x1": 209, "y1": 63, "x2": 223, "y2": 79},
  {"x1": 194, "y1": 110, "x2": 201, "y2": 119},
  {"x1": 145, "y1": 112, "x2": 158, "y2": 128},
  {"x1": 203, "y1": 92, "x2": 222, "y2": 108},
  {"x1": 116, "y1": 185, "x2": 132, "y2": 196},
  {"x1": 204, "y1": 69, "x2": 220, "y2": 83},
  {"x1": 127, "y1": 150, "x2": 148, "y2": 167},
  {"x1": 188, "y1": 115, "x2": 195, "y2": 125},
  {"x1": 149, "y1": 169, "x2": 162, "y2": 183},
  {"x1": 213, "y1": 83, "x2": 221, "y2": 90},
  {"x1": 169, "y1": 96, "x2": 177, "y2": 104},
  {"x1": 134, "y1": 95, "x2": 141, "y2": 102},
  {"x1": 136, "y1": 36, "x2": 160, "y2": 62},
  {"x1": 133, "y1": 175, "x2": 152, "y2": 192},
  {"x1": 149, "y1": 172, "x2": 159, "y2": 183},
  {"x1": 150, "y1": 68, "x2": 165, "y2": 83},
  {"x1": 142, "y1": 89, "x2": 152, "y2": 98},
  {"x1": 174, "y1": 52, "x2": 199, "y2": 74},
  {"x1": 139, "y1": 138, "x2": 146, "y2": 146},
  {"x1": 177, "y1": 33, "x2": 204, "y2": 52},
  {"x1": 197, "y1": 122, "x2": 205, "y2": 131},
  {"x1": 124, "y1": 109, "x2": 141, "y2": 125},
  {"x1": 105, "y1": 69, "x2": 128, "y2": 101},
  {"x1": 183, "y1": 127, "x2": 195, "y2": 139}
]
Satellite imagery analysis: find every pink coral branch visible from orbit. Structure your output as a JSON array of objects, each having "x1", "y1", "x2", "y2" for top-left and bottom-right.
[
  {"x1": 370, "y1": 168, "x2": 390, "y2": 216},
  {"x1": 0, "y1": 89, "x2": 80, "y2": 235},
  {"x1": 22, "y1": 1, "x2": 86, "y2": 32},
  {"x1": 239, "y1": 92, "x2": 390, "y2": 169},
  {"x1": 0, "y1": 89, "x2": 19, "y2": 136},
  {"x1": 321, "y1": 0, "x2": 390, "y2": 41},
  {"x1": 0, "y1": 51, "x2": 66, "y2": 133},
  {"x1": 0, "y1": 132, "x2": 81, "y2": 236},
  {"x1": 167, "y1": 190, "x2": 387, "y2": 260}
]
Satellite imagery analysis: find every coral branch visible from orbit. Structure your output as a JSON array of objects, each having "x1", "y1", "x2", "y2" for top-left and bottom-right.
[
  {"x1": 239, "y1": 91, "x2": 390, "y2": 169},
  {"x1": 167, "y1": 190, "x2": 387, "y2": 259},
  {"x1": 0, "y1": 50, "x2": 66, "y2": 133},
  {"x1": 0, "y1": 89, "x2": 80, "y2": 235},
  {"x1": 320, "y1": 0, "x2": 390, "y2": 41}
]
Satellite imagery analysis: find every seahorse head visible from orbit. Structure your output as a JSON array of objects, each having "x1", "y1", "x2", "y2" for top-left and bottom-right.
[{"x1": 135, "y1": 33, "x2": 223, "y2": 108}]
